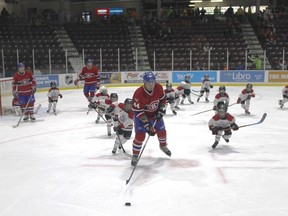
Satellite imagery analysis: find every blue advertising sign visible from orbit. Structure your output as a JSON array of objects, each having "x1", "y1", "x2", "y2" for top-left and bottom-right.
[
  {"x1": 35, "y1": 75, "x2": 59, "y2": 88},
  {"x1": 172, "y1": 71, "x2": 217, "y2": 83},
  {"x1": 109, "y1": 8, "x2": 124, "y2": 15},
  {"x1": 220, "y1": 70, "x2": 265, "y2": 82}
]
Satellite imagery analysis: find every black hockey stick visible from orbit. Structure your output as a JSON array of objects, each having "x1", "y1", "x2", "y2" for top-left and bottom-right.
[
  {"x1": 94, "y1": 108, "x2": 108, "y2": 123},
  {"x1": 126, "y1": 120, "x2": 157, "y2": 185},
  {"x1": 13, "y1": 94, "x2": 33, "y2": 128},
  {"x1": 116, "y1": 132, "x2": 126, "y2": 154}
]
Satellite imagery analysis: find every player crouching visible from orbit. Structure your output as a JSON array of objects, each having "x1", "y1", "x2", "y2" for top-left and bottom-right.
[
  {"x1": 112, "y1": 98, "x2": 134, "y2": 154},
  {"x1": 208, "y1": 104, "x2": 239, "y2": 149}
]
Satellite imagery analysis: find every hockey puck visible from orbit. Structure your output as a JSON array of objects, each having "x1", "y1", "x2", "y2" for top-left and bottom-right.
[{"x1": 125, "y1": 202, "x2": 131, "y2": 206}]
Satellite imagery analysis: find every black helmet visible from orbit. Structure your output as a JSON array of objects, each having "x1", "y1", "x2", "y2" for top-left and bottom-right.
[
  {"x1": 217, "y1": 103, "x2": 227, "y2": 118},
  {"x1": 219, "y1": 85, "x2": 226, "y2": 92},
  {"x1": 124, "y1": 98, "x2": 133, "y2": 112},
  {"x1": 110, "y1": 93, "x2": 118, "y2": 102},
  {"x1": 166, "y1": 80, "x2": 172, "y2": 90}
]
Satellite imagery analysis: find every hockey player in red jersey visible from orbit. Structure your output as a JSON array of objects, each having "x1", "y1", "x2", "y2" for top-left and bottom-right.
[
  {"x1": 164, "y1": 81, "x2": 177, "y2": 115},
  {"x1": 47, "y1": 81, "x2": 63, "y2": 114},
  {"x1": 197, "y1": 74, "x2": 213, "y2": 102},
  {"x1": 213, "y1": 85, "x2": 230, "y2": 111},
  {"x1": 112, "y1": 98, "x2": 134, "y2": 154},
  {"x1": 12, "y1": 63, "x2": 37, "y2": 121},
  {"x1": 279, "y1": 85, "x2": 288, "y2": 108},
  {"x1": 237, "y1": 83, "x2": 255, "y2": 114},
  {"x1": 208, "y1": 103, "x2": 239, "y2": 149},
  {"x1": 74, "y1": 58, "x2": 100, "y2": 102},
  {"x1": 131, "y1": 71, "x2": 171, "y2": 166}
]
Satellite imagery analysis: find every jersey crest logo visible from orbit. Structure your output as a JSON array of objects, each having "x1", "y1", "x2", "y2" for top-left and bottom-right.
[{"x1": 147, "y1": 100, "x2": 159, "y2": 112}]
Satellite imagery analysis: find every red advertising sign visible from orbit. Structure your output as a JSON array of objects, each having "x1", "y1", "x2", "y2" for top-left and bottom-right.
[{"x1": 96, "y1": 8, "x2": 109, "y2": 16}]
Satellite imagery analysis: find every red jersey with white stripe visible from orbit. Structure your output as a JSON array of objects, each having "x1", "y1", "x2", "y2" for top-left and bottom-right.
[
  {"x1": 79, "y1": 65, "x2": 100, "y2": 86},
  {"x1": 132, "y1": 83, "x2": 166, "y2": 120},
  {"x1": 12, "y1": 70, "x2": 36, "y2": 95}
]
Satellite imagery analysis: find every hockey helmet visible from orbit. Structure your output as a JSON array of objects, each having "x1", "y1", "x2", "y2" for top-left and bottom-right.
[
  {"x1": 166, "y1": 80, "x2": 172, "y2": 91},
  {"x1": 184, "y1": 74, "x2": 191, "y2": 82},
  {"x1": 285, "y1": 85, "x2": 288, "y2": 88},
  {"x1": 246, "y1": 83, "x2": 253, "y2": 92},
  {"x1": 86, "y1": 58, "x2": 93, "y2": 66},
  {"x1": 143, "y1": 71, "x2": 156, "y2": 83},
  {"x1": 217, "y1": 103, "x2": 227, "y2": 118},
  {"x1": 50, "y1": 81, "x2": 57, "y2": 88},
  {"x1": 18, "y1": 63, "x2": 25, "y2": 73},
  {"x1": 219, "y1": 85, "x2": 226, "y2": 93},
  {"x1": 100, "y1": 86, "x2": 108, "y2": 95},
  {"x1": 204, "y1": 74, "x2": 209, "y2": 78},
  {"x1": 110, "y1": 93, "x2": 118, "y2": 102},
  {"x1": 124, "y1": 98, "x2": 133, "y2": 112}
]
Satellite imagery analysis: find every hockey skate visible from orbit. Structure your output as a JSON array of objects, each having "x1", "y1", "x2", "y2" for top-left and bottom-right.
[
  {"x1": 23, "y1": 115, "x2": 29, "y2": 121},
  {"x1": 205, "y1": 98, "x2": 209, "y2": 102},
  {"x1": 188, "y1": 100, "x2": 194, "y2": 104},
  {"x1": 245, "y1": 110, "x2": 251, "y2": 115},
  {"x1": 212, "y1": 141, "x2": 219, "y2": 149},
  {"x1": 112, "y1": 143, "x2": 118, "y2": 154},
  {"x1": 160, "y1": 145, "x2": 171, "y2": 156},
  {"x1": 280, "y1": 104, "x2": 284, "y2": 108},
  {"x1": 174, "y1": 106, "x2": 180, "y2": 110},
  {"x1": 222, "y1": 135, "x2": 229, "y2": 143},
  {"x1": 95, "y1": 117, "x2": 100, "y2": 124},
  {"x1": 180, "y1": 100, "x2": 184, "y2": 105},
  {"x1": 172, "y1": 110, "x2": 177, "y2": 115},
  {"x1": 197, "y1": 98, "x2": 200, "y2": 102},
  {"x1": 131, "y1": 155, "x2": 138, "y2": 166},
  {"x1": 30, "y1": 114, "x2": 36, "y2": 121}
]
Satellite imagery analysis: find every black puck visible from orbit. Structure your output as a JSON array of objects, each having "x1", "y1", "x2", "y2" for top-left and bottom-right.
[{"x1": 125, "y1": 202, "x2": 131, "y2": 206}]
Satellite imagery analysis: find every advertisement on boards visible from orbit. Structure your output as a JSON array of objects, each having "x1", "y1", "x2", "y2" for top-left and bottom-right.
[
  {"x1": 268, "y1": 71, "x2": 288, "y2": 82},
  {"x1": 122, "y1": 71, "x2": 170, "y2": 83},
  {"x1": 172, "y1": 71, "x2": 217, "y2": 83},
  {"x1": 35, "y1": 75, "x2": 59, "y2": 88},
  {"x1": 220, "y1": 70, "x2": 265, "y2": 82}
]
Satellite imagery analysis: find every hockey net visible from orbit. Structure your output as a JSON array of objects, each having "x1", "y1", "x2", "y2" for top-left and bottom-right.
[{"x1": 0, "y1": 78, "x2": 14, "y2": 115}]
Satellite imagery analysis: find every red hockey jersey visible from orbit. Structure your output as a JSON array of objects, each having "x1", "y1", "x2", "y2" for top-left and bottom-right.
[
  {"x1": 12, "y1": 70, "x2": 36, "y2": 95},
  {"x1": 79, "y1": 66, "x2": 100, "y2": 85}
]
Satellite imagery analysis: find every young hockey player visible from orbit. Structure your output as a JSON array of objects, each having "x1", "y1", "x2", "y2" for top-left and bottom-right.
[
  {"x1": 179, "y1": 74, "x2": 194, "y2": 105},
  {"x1": 213, "y1": 85, "x2": 230, "y2": 111},
  {"x1": 111, "y1": 98, "x2": 134, "y2": 154},
  {"x1": 279, "y1": 85, "x2": 288, "y2": 108},
  {"x1": 131, "y1": 71, "x2": 171, "y2": 166},
  {"x1": 164, "y1": 81, "x2": 177, "y2": 115},
  {"x1": 197, "y1": 74, "x2": 213, "y2": 102},
  {"x1": 74, "y1": 58, "x2": 100, "y2": 103},
  {"x1": 208, "y1": 103, "x2": 239, "y2": 149},
  {"x1": 12, "y1": 63, "x2": 37, "y2": 121},
  {"x1": 47, "y1": 81, "x2": 63, "y2": 114},
  {"x1": 237, "y1": 83, "x2": 255, "y2": 114},
  {"x1": 89, "y1": 91, "x2": 118, "y2": 136}
]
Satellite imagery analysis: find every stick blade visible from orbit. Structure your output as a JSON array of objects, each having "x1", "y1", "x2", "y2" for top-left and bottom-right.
[{"x1": 260, "y1": 113, "x2": 267, "y2": 123}]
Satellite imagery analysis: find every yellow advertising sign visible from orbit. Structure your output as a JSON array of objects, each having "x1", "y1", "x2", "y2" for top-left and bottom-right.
[{"x1": 268, "y1": 71, "x2": 288, "y2": 82}]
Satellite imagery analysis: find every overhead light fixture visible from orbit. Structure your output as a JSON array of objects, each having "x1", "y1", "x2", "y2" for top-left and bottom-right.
[
  {"x1": 189, "y1": 4, "x2": 195, "y2": 7},
  {"x1": 190, "y1": 0, "x2": 202, "y2": 3},
  {"x1": 211, "y1": 0, "x2": 223, "y2": 2}
]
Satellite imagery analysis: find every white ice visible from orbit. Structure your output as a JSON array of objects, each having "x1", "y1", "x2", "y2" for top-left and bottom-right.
[{"x1": 0, "y1": 86, "x2": 287, "y2": 216}]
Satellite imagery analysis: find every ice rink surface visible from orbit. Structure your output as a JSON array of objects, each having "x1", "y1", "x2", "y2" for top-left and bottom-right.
[{"x1": 0, "y1": 86, "x2": 287, "y2": 216}]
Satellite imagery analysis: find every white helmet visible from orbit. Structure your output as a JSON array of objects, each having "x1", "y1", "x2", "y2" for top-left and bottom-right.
[{"x1": 100, "y1": 86, "x2": 108, "y2": 95}]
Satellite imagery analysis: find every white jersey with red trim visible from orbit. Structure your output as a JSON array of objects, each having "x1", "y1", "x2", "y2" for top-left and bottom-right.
[
  {"x1": 213, "y1": 92, "x2": 230, "y2": 107},
  {"x1": 114, "y1": 103, "x2": 134, "y2": 132}
]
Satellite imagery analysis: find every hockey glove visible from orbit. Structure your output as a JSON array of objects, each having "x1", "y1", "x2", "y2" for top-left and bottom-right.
[
  {"x1": 168, "y1": 97, "x2": 175, "y2": 104},
  {"x1": 98, "y1": 106, "x2": 105, "y2": 112},
  {"x1": 32, "y1": 86, "x2": 37, "y2": 93},
  {"x1": 88, "y1": 102, "x2": 98, "y2": 109},
  {"x1": 114, "y1": 126, "x2": 124, "y2": 135},
  {"x1": 247, "y1": 95, "x2": 251, "y2": 100},
  {"x1": 210, "y1": 125, "x2": 219, "y2": 135},
  {"x1": 231, "y1": 123, "x2": 239, "y2": 131},
  {"x1": 144, "y1": 122, "x2": 156, "y2": 136},
  {"x1": 74, "y1": 79, "x2": 79, "y2": 85},
  {"x1": 237, "y1": 98, "x2": 241, "y2": 104},
  {"x1": 59, "y1": 94, "x2": 63, "y2": 99},
  {"x1": 184, "y1": 89, "x2": 191, "y2": 96},
  {"x1": 106, "y1": 106, "x2": 114, "y2": 113},
  {"x1": 210, "y1": 85, "x2": 213, "y2": 89},
  {"x1": 13, "y1": 91, "x2": 18, "y2": 99},
  {"x1": 213, "y1": 106, "x2": 217, "y2": 111},
  {"x1": 155, "y1": 109, "x2": 165, "y2": 121}
]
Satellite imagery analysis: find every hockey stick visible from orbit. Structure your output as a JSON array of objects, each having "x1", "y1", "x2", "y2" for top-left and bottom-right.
[
  {"x1": 116, "y1": 132, "x2": 126, "y2": 154},
  {"x1": 126, "y1": 120, "x2": 157, "y2": 185},
  {"x1": 34, "y1": 104, "x2": 42, "y2": 114},
  {"x1": 238, "y1": 113, "x2": 267, "y2": 128},
  {"x1": 13, "y1": 94, "x2": 33, "y2": 128},
  {"x1": 94, "y1": 108, "x2": 108, "y2": 123},
  {"x1": 190, "y1": 102, "x2": 238, "y2": 116}
]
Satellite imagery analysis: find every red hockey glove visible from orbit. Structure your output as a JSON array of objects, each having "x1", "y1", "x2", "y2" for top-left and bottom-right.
[{"x1": 144, "y1": 122, "x2": 156, "y2": 136}]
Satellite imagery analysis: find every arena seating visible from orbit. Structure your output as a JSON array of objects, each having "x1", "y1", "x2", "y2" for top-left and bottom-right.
[
  {"x1": 64, "y1": 22, "x2": 135, "y2": 72},
  {"x1": 0, "y1": 23, "x2": 74, "y2": 76},
  {"x1": 141, "y1": 18, "x2": 248, "y2": 70}
]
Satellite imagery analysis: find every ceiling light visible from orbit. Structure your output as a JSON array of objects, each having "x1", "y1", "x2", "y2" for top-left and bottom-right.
[
  {"x1": 211, "y1": 0, "x2": 223, "y2": 2},
  {"x1": 190, "y1": 0, "x2": 202, "y2": 3}
]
